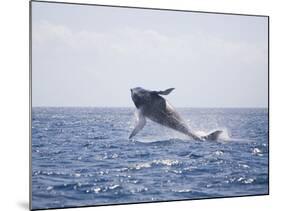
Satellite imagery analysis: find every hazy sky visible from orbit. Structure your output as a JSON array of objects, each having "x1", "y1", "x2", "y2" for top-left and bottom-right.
[{"x1": 32, "y1": 2, "x2": 268, "y2": 107}]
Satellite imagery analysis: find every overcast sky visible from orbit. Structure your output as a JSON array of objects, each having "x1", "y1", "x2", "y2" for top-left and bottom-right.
[{"x1": 32, "y1": 2, "x2": 268, "y2": 107}]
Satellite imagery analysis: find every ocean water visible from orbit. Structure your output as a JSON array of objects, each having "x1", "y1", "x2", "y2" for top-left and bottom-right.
[{"x1": 31, "y1": 107, "x2": 268, "y2": 210}]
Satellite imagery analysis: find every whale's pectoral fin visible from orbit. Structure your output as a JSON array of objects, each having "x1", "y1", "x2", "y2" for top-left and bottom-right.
[
  {"x1": 156, "y1": 88, "x2": 175, "y2": 95},
  {"x1": 129, "y1": 110, "x2": 146, "y2": 139},
  {"x1": 202, "y1": 130, "x2": 223, "y2": 141}
]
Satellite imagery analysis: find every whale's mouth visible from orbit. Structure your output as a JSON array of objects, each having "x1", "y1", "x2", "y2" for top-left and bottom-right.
[{"x1": 130, "y1": 91, "x2": 141, "y2": 108}]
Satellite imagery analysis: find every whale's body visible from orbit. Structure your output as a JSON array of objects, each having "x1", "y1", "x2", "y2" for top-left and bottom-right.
[{"x1": 129, "y1": 87, "x2": 222, "y2": 141}]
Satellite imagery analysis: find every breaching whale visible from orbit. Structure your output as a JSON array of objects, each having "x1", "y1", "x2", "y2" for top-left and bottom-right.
[{"x1": 129, "y1": 87, "x2": 222, "y2": 141}]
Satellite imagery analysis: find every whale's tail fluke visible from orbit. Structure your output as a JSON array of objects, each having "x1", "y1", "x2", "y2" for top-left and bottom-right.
[{"x1": 201, "y1": 130, "x2": 223, "y2": 141}]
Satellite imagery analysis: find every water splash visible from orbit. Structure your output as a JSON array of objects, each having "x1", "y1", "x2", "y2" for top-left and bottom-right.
[{"x1": 196, "y1": 127, "x2": 230, "y2": 141}]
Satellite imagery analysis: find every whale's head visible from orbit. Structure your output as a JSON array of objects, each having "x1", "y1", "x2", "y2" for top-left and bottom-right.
[
  {"x1": 130, "y1": 87, "x2": 175, "y2": 109},
  {"x1": 130, "y1": 87, "x2": 151, "y2": 108}
]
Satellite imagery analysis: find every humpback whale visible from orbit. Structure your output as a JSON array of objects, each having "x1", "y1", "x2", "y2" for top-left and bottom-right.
[{"x1": 129, "y1": 87, "x2": 222, "y2": 141}]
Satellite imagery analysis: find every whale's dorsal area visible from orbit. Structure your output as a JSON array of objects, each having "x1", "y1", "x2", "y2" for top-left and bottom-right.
[{"x1": 129, "y1": 87, "x2": 222, "y2": 141}]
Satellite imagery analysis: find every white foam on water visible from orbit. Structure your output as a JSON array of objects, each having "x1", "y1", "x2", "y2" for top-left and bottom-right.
[
  {"x1": 93, "y1": 187, "x2": 101, "y2": 193},
  {"x1": 132, "y1": 162, "x2": 151, "y2": 170},
  {"x1": 243, "y1": 178, "x2": 255, "y2": 184},
  {"x1": 252, "y1": 147, "x2": 263, "y2": 156},
  {"x1": 74, "y1": 173, "x2": 81, "y2": 177},
  {"x1": 214, "y1": 150, "x2": 224, "y2": 156},
  {"x1": 130, "y1": 159, "x2": 180, "y2": 170},
  {"x1": 252, "y1": 147, "x2": 261, "y2": 154},
  {"x1": 173, "y1": 189, "x2": 191, "y2": 193},
  {"x1": 109, "y1": 184, "x2": 120, "y2": 190},
  {"x1": 153, "y1": 159, "x2": 180, "y2": 166},
  {"x1": 46, "y1": 186, "x2": 53, "y2": 191}
]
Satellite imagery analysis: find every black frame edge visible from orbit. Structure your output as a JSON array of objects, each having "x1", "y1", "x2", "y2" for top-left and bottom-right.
[{"x1": 30, "y1": 0, "x2": 269, "y2": 18}]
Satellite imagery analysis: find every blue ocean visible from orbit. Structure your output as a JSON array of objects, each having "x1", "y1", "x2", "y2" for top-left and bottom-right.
[{"x1": 31, "y1": 107, "x2": 268, "y2": 210}]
